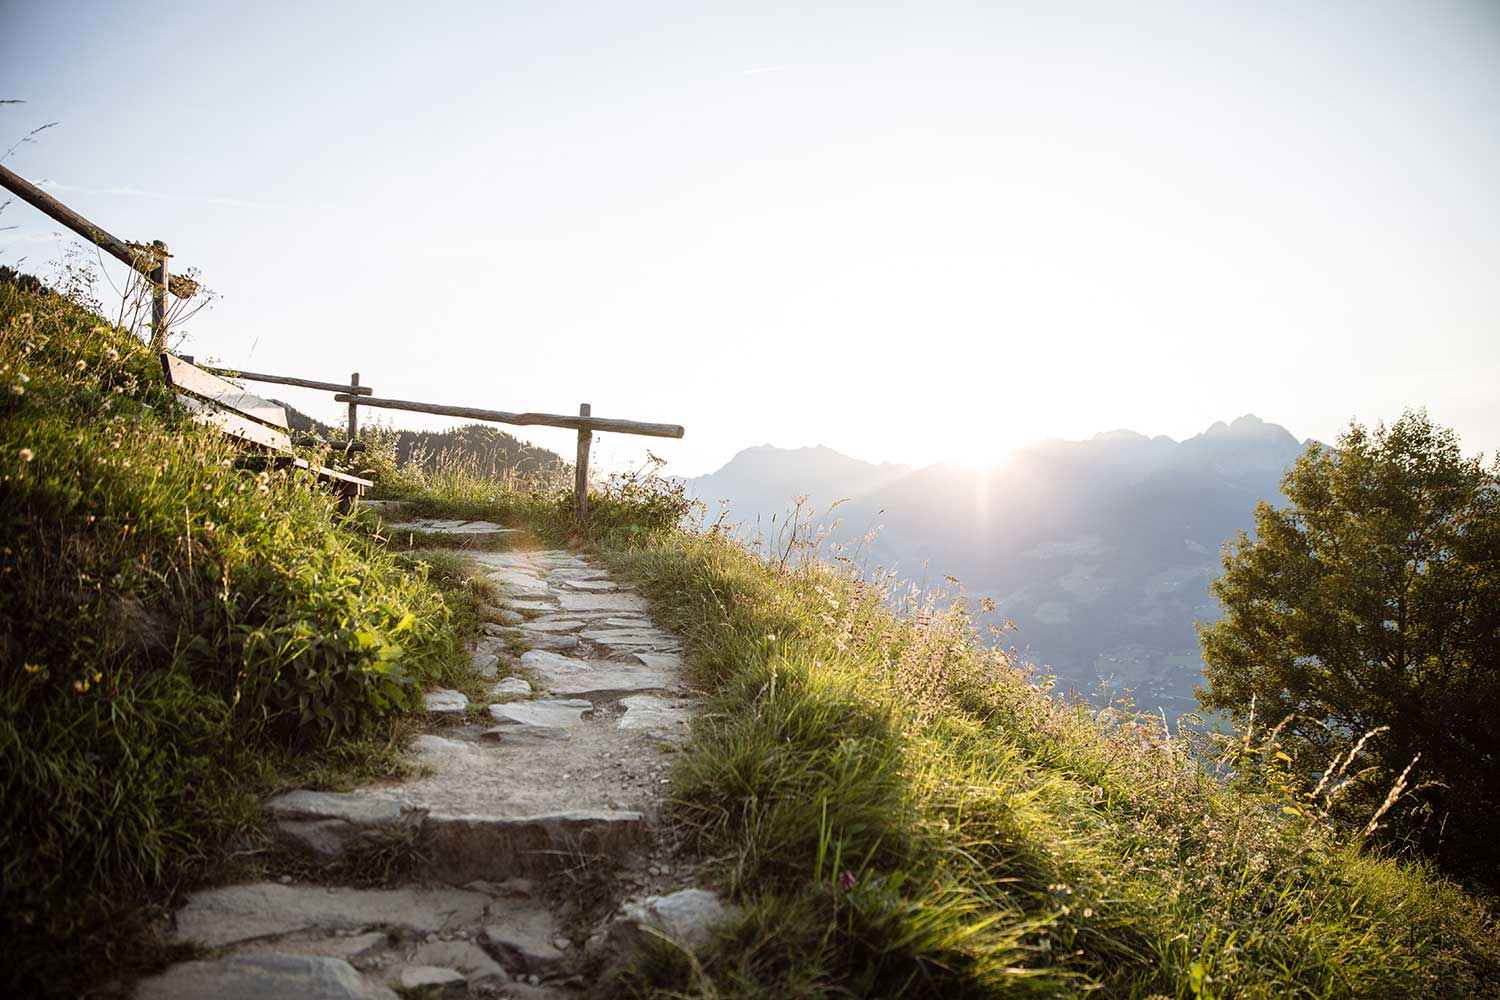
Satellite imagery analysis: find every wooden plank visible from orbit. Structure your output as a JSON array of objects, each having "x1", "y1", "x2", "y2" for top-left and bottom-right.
[
  {"x1": 333, "y1": 393, "x2": 685, "y2": 439},
  {"x1": 200, "y1": 364, "x2": 373, "y2": 395},
  {"x1": 176, "y1": 394, "x2": 292, "y2": 451},
  {"x1": 162, "y1": 354, "x2": 290, "y2": 428},
  {"x1": 0, "y1": 163, "x2": 200, "y2": 298},
  {"x1": 288, "y1": 456, "x2": 372, "y2": 488}
]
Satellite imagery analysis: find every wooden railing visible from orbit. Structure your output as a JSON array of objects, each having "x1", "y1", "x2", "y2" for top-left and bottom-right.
[
  {"x1": 0, "y1": 164, "x2": 197, "y2": 350},
  {"x1": 212, "y1": 363, "x2": 685, "y2": 518},
  {"x1": 331, "y1": 391, "x2": 685, "y2": 518},
  {"x1": 0, "y1": 164, "x2": 684, "y2": 517}
]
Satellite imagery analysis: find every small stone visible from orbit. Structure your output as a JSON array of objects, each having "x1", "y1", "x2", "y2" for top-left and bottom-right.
[
  {"x1": 471, "y1": 652, "x2": 501, "y2": 678},
  {"x1": 608, "y1": 888, "x2": 735, "y2": 953},
  {"x1": 423, "y1": 688, "x2": 469, "y2": 714},
  {"x1": 491, "y1": 677, "x2": 532, "y2": 698},
  {"x1": 277, "y1": 874, "x2": 292, "y2": 885}
]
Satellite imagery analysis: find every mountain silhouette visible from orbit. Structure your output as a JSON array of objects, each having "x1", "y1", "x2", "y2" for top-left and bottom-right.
[{"x1": 686, "y1": 417, "x2": 1313, "y2": 714}]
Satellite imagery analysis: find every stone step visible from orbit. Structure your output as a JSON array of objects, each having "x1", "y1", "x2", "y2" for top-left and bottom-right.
[
  {"x1": 518, "y1": 650, "x2": 674, "y2": 696},
  {"x1": 422, "y1": 809, "x2": 647, "y2": 882},
  {"x1": 171, "y1": 883, "x2": 493, "y2": 950},
  {"x1": 143, "y1": 881, "x2": 578, "y2": 998},
  {"x1": 382, "y1": 517, "x2": 519, "y2": 547},
  {"x1": 136, "y1": 954, "x2": 397, "y2": 1000}
]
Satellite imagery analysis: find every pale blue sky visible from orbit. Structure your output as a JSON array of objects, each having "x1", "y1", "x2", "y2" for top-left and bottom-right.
[{"x1": 3, "y1": 1, "x2": 1498, "y2": 475}]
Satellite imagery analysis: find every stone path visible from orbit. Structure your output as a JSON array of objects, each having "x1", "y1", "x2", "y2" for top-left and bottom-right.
[{"x1": 136, "y1": 520, "x2": 728, "y2": 1000}]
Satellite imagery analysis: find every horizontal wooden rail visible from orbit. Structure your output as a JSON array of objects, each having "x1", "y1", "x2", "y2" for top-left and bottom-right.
[
  {"x1": 333, "y1": 393, "x2": 685, "y2": 439},
  {"x1": 200, "y1": 365, "x2": 372, "y2": 395},
  {"x1": 0, "y1": 163, "x2": 199, "y2": 299}
]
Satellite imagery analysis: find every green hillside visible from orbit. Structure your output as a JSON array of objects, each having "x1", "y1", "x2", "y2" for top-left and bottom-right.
[
  {"x1": 0, "y1": 269, "x2": 486, "y2": 991},
  {"x1": 2, "y1": 268, "x2": 1496, "y2": 998}
]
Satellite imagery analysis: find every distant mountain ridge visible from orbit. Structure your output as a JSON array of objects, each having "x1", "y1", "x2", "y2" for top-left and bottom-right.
[{"x1": 685, "y1": 416, "x2": 1314, "y2": 714}]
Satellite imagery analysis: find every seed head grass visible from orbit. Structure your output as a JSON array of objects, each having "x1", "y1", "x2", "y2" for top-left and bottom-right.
[{"x1": 589, "y1": 523, "x2": 1500, "y2": 998}]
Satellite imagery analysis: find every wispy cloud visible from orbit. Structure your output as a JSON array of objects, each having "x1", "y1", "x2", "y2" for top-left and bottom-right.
[{"x1": 35, "y1": 179, "x2": 276, "y2": 210}]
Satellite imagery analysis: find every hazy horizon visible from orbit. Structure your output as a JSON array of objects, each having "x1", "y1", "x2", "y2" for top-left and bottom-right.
[{"x1": 3, "y1": 1, "x2": 1498, "y2": 478}]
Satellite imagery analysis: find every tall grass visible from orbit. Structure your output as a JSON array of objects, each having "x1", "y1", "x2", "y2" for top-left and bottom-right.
[
  {"x1": 0, "y1": 268, "x2": 475, "y2": 994},
  {"x1": 583, "y1": 516, "x2": 1499, "y2": 997}
]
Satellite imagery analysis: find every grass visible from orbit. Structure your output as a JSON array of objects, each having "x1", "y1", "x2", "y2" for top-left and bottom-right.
[
  {"x1": 0, "y1": 268, "x2": 488, "y2": 995},
  {"x1": 579, "y1": 527, "x2": 1500, "y2": 998}
]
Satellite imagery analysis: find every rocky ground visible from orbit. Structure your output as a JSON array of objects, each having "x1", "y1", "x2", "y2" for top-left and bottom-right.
[{"x1": 134, "y1": 508, "x2": 726, "y2": 999}]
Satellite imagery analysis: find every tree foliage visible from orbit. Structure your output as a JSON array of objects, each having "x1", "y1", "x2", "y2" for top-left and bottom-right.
[{"x1": 1198, "y1": 410, "x2": 1500, "y2": 883}]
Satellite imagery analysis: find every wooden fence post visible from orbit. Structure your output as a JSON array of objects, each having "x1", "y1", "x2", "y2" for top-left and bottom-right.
[
  {"x1": 149, "y1": 239, "x2": 168, "y2": 352},
  {"x1": 575, "y1": 402, "x2": 592, "y2": 520},
  {"x1": 348, "y1": 372, "x2": 360, "y2": 443}
]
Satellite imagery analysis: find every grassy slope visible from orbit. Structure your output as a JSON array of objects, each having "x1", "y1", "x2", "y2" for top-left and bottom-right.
[
  {"x1": 0, "y1": 271, "x2": 485, "y2": 995},
  {"x1": 586, "y1": 530, "x2": 1499, "y2": 998}
]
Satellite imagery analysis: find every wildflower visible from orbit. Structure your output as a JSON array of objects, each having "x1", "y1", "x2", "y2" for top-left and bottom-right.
[
  {"x1": 838, "y1": 870, "x2": 857, "y2": 891},
  {"x1": 9, "y1": 385, "x2": 23, "y2": 396},
  {"x1": 23, "y1": 663, "x2": 43, "y2": 674},
  {"x1": 73, "y1": 679, "x2": 90, "y2": 693},
  {"x1": 104, "y1": 347, "x2": 120, "y2": 362},
  {"x1": 19, "y1": 448, "x2": 33, "y2": 462}
]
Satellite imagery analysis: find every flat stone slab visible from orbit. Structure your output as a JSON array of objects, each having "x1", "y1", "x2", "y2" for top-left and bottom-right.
[
  {"x1": 505, "y1": 599, "x2": 559, "y2": 613},
  {"x1": 618, "y1": 695, "x2": 693, "y2": 735},
  {"x1": 519, "y1": 650, "x2": 672, "y2": 696},
  {"x1": 523, "y1": 632, "x2": 582, "y2": 652},
  {"x1": 555, "y1": 591, "x2": 650, "y2": 614},
  {"x1": 172, "y1": 883, "x2": 491, "y2": 949},
  {"x1": 406, "y1": 939, "x2": 506, "y2": 982},
  {"x1": 482, "y1": 908, "x2": 566, "y2": 974},
  {"x1": 264, "y1": 791, "x2": 424, "y2": 861},
  {"x1": 398, "y1": 965, "x2": 466, "y2": 990},
  {"x1": 487, "y1": 569, "x2": 551, "y2": 596},
  {"x1": 487, "y1": 698, "x2": 593, "y2": 738},
  {"x1": 515, "y1": 619, "x2": 589, "y2": 634},
  {"x1": 633, "y1": 651, "x2": 685, "y2": 672},
  {"x1": 136, "y1": 954, "x2": 396, "y2": 1000},
  {"x1": 471, "y1": 651, "x2": 500, "y2": 677},
  {"x1": 559, "y1": 578, "x2": 618, "y2": 592},
  {"x1": 424, "y1": 689, "x2": 468, "y2": 714},
  {"x1": 580, "y1": 630, "x2": 679, "y2": 656},
  {"x1": 385, "y1": 519, "x2": 513, "y2": 536}
]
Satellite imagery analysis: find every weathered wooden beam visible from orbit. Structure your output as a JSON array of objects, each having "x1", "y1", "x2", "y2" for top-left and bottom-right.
[
  {"x1": 203, "y1": 366, "x2": 372, "y2": 395},
  {"x1": 150, "y1": 239, "x2": 168, "y2": 352},
  {"x1": 0, "y1": 163, "x2": 200, "y2": 298},
  {"x1": 575, "y1": 402, "x2": 592, "y2": 520},
  {"x1": 162, "y1": 353, "x2": 290, "y2": 429},
  {"x1": 333, "y1": 393, "x2": 685, "y2": 439}
]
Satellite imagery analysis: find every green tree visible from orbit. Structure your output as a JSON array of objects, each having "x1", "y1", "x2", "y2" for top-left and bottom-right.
[{"x1": 1198, "y1": 409, "x2": 1500, "y2": 883}]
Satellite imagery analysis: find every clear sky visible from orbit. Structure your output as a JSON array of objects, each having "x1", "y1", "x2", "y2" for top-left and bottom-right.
[{"x1": 3, "y1": 1, "x2": 1497, "y2": 476}]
